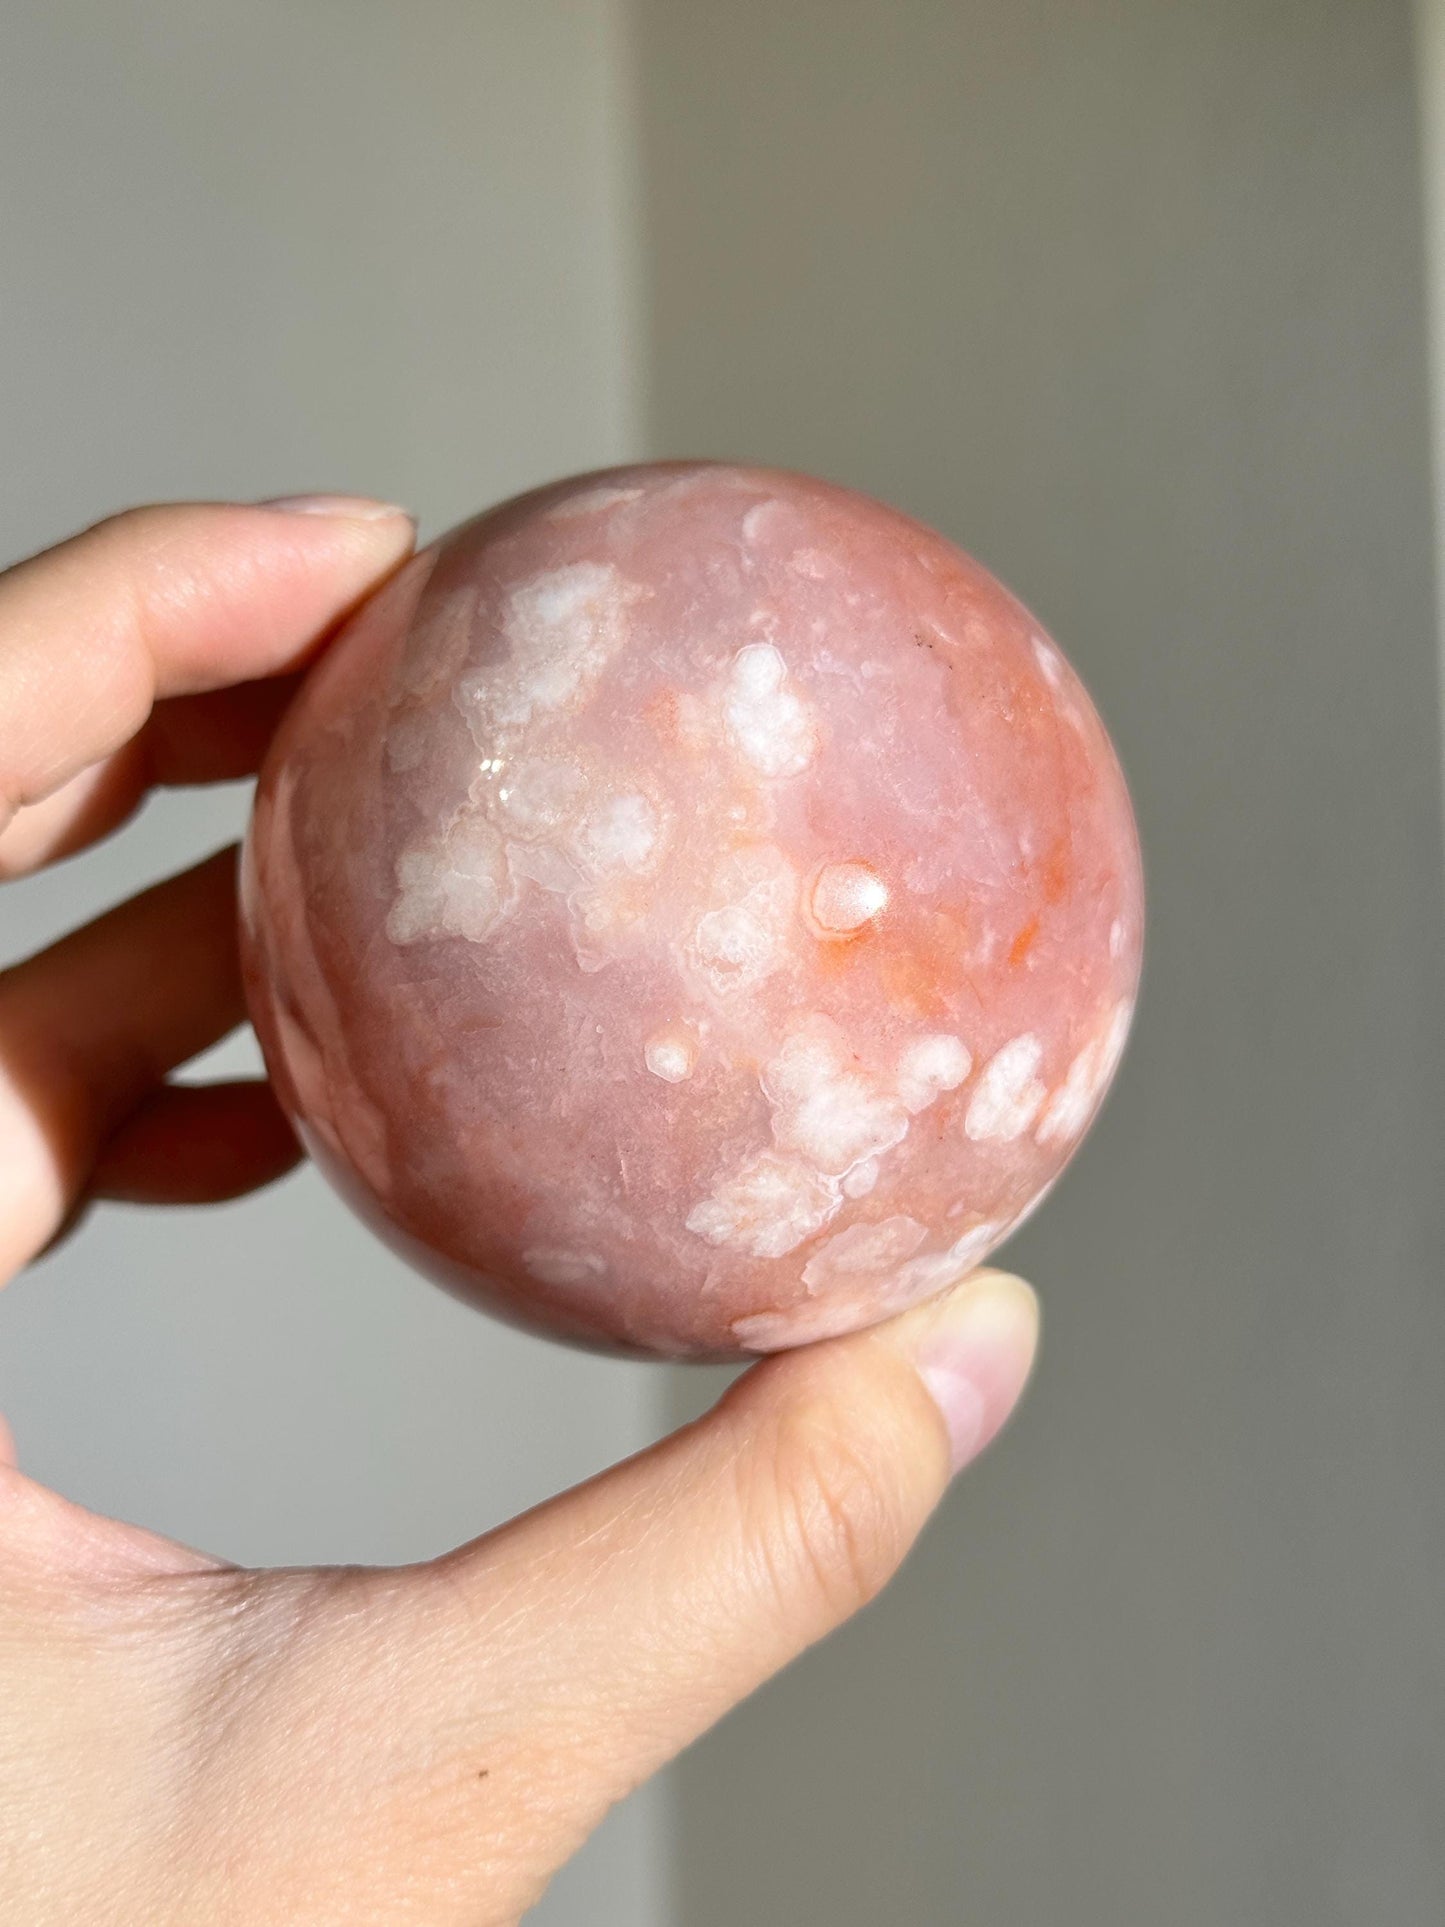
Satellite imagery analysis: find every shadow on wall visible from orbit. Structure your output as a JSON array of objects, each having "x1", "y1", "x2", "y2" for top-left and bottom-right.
[{"x1": 633, "y1": 2, "x2": 1445, "y2": 1924}]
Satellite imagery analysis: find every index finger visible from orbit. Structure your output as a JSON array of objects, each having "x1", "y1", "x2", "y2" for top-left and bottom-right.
[{"x1": 0, "y1": 496, "x2": 416, "y2": 831}]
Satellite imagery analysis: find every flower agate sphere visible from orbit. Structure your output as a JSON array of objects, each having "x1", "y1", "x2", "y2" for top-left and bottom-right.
[{"x1": 240, "y1": 464, "x2": 1143, "y2": 1357}]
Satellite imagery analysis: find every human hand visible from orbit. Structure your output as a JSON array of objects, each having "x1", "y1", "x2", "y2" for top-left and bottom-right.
[{"x1": 0, "y1": 498, "x2": 1040, "y2": 1925}]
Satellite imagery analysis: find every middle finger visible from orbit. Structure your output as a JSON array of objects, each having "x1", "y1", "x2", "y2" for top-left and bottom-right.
[{"x1": 0, "y1": 847, "x2": 251, "y2": 1280}]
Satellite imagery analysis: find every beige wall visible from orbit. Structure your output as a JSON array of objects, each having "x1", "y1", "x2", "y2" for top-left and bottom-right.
[
  {"x1": 638, "y1": 2, "x2": 1445, "y2": 1922},
  {"x1": 1419, "y1": 0, "x2": 1445, "y2": 822},
  {"x1": 0, "y1": 6, "x2": 659, "y2": 1924}
]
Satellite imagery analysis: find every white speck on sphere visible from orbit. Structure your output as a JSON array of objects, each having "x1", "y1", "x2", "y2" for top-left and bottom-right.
[
  {"x1": 842, "y1": 1157, "x2": 880, "y2": 1199},
  {"x1": 1036, "y1": 1039, "x2": 1104, "y2": 1146},
  {"x1": 887, "y1": 1218, "x2": 1007, "y2": 1301},
  {"x1": 801, "y1": 1216, "x2": 929, "y2": 1290},
  {"x1": 742, "y1": 500, "x2": 782, "y2": 544},
  {"x1": 692, "y1": 902, "x2": 765, "y2": 978},
  {"x1": 688, "y1": 844, "x2": 797, "y2": 995},
  {"x1": 965, "y1": 1035, "x2": 1047, "y2": 1142},
  {"x1": 1036, "y1": 1000, "x2": 1131, "y2": 1146},
  {"x1": 809, "y1": 861, "x2": 889, "y2": 935},
  {"x1": 882, "y1": 1250, "x2": 964, "y2": 1301},
  {"x1": 644, "y1": 1029, "x2": 696, "y2": 1083},
  {"x1": 686, "y1": 1152, "x2": 841, "y2": 1259},
  {"x1": 722, "y1": 641, "x2": 816, "y2": 778},
  {"x1": 546, "y1": 484, "x2": 644, "y2": 520},
  {"x1": 386, "y1": 814, "x2": 513, "y2": 946},
  {"x1": 949, "y1": 1217, "x2": 1006, "y2": 1269},
  {"x1": 393, "y1": 586, "x2": 477, "y2": 701},
  {"x1": 1036, "y1": 1001, "x2": 1135, "y2": 1147},
  {"x1": 523, "y1": 1247, "x2": 607, "y2": 1288},
  {"x1": 1032, "y1": 634, "x2": 1064, "y2": 688},
  {"x1": 571, "y1": 790, "x2": 663, "y2": 875},
  {"x1": 491, "y1": 757, "x2": 587, "y2": 838},
  {"x1": 896, "y1": 1033, "x2": 973, "y2": 1114},
  {"x1": 1109, "y1": 917, "x2": 1126, "y2": 959},
  {"x1": 730, "y1": 1297, "x2": 860, "y2": 1352},
  {"x1": 763, "y1": 1017, "x2": 910, "y2": 1177},
  {"x1": 457, "y1": 562, "x2": 632, "y2": 732}
]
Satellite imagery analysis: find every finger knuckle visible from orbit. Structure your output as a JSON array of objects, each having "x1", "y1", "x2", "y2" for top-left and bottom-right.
[{"x1": 747, "y1": 1395, "x2": 913, "y2": 1628}]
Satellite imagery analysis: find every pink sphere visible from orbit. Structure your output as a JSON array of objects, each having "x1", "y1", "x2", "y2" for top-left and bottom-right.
[{"x1": 241, "y1": 464, "x2": 1143, "y2": 1357}]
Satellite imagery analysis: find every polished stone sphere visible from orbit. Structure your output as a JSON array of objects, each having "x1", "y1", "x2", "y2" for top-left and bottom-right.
[{"x1": 240, "y1": 463, "x2": 1143, "y2": 1357}]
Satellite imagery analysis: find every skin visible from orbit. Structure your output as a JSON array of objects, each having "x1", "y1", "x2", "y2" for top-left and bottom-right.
[{"x1": 0, "y1": 498, "x2": 1040, "y2": 1926}]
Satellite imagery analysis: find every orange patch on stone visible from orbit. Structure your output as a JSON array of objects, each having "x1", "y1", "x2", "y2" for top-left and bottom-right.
[
  {"x1": 1040, "y1": 838, "x2": 1070, "y2": 905},
  {"x1": 1008, "y1": 915, "x2": 1040, "y2": 967}
]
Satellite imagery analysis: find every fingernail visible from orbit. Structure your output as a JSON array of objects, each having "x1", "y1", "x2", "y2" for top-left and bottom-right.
[
  {"x1": 909, "y1": 1273, "x2": 1040, "y2": 1473},
  {"x1": 258, "y1": 493, "x2": 413, "y2": 523}
]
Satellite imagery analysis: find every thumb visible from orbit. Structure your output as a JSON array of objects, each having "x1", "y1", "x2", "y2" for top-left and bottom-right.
[
  {"x1": 475, "y1": 1266, "x2": 1038, "y2": 1787},
  {"x1": 302, "y1": 1270, "x2": 1038, "y2": 1911}
]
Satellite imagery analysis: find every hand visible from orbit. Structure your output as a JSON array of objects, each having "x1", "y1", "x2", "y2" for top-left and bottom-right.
[{"x1": 0, "y1": 498, "x2": 1040, "y2": 1926}]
